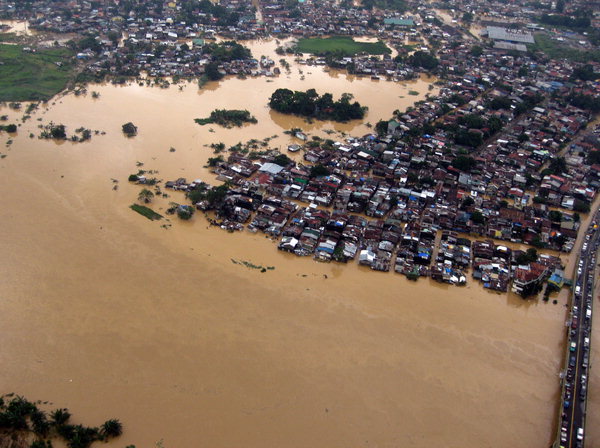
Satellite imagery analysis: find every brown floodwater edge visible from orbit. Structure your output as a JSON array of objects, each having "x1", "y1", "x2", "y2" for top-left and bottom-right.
[{"x1": 0, "y1": 37, "x2": 595, "y2": 448}]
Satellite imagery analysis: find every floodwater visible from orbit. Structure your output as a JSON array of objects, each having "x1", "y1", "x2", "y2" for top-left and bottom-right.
[{"x1": 0, "y1": 38, "x2": 587, "y2": 448}]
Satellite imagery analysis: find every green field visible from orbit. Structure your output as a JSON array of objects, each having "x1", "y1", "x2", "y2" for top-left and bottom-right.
[
  {"x1": 533, "y1": 33, "x2": 600, "y2": 63},
  {"x1": 0, "y1": 44, "x2": 75, "y2": 101},
  {"x1": 0, "y1": 33, "x2": 20, "y2": 43},
  {"x1": 295, "y1": 36, "x2": 391, "y2": 56},
  {"x1": 130, "y1": 204, "x2": 163, "y2": 221}
]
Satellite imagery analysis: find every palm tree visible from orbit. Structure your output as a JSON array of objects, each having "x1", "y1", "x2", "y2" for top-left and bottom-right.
[
  {"x1": 31, "y1": 409, "x2": 50, "y2": 437},
  {"x1": 50, "y1": 408, "x2": 71, "y2": 426},
  {"x1": 100, "y1": 419, "x2": 123, "y2": 439},
  {"x1": 138, "y1": 188, "x2": 154, "y2": 204}
]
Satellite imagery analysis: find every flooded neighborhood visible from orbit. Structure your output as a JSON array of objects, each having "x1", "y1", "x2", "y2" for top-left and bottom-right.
[{"x1": 0, "y1": 0, "x2": 599, "y2": 447}]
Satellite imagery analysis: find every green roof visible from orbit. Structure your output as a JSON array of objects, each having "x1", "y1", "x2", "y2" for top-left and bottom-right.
[{"x1": 384, "y1": 18, "x2": 414, "y2": 26}]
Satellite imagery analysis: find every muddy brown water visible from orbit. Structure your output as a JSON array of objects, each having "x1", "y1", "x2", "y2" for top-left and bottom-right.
[{"x1": 0, "y1": 37, "x2": 594, "y2": 448}]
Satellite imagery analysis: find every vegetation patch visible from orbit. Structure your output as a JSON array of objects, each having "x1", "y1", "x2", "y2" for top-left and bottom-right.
[
  {"x1": 38, "y1": 122, "x2": 98, "y2": 141},
  {"x1": 0, "y1": 123, "x2": 17, "y2": 132},
  {"x1": 130, "y1": 204, "x2": 162, "y2": 220},
  {"x1": 231, "y1": 258, "x2": 275, "y2": 273},
  {"x1": 295, "y1": 36, "x2": 391, "y2": 57},
  {"x1": 0, "y1": 393, "x2": 125, "y2": 448},
  {"x1": 0, "y1": 33, "x2": 19, "y2": 43},
  {"x1": 122, "y1": 121, "x2": 138, "y2": 137},
  {"x1": 194, "y1": 109, "x2": 257, "y2": 128},
  {"x1": 532, "y1": 33, "x2": 600, "y2": 63},
  {"x1": 0, "y1": 44, "x2": 75, "y2": 101},
  {"x1": 269, "y1": 88, "x2": 367, "y2": 121}
]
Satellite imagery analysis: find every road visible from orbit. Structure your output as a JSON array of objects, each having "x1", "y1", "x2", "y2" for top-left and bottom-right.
[{"x1": 555, "y1": 210, "x2": 598, "y2": 448}]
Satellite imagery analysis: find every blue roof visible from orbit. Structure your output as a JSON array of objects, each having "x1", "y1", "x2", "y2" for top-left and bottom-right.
[
  {"x1": 384, "y1": 18, "x2": 415, "y2": 26},
  {"x1": 549, "y1": 273, "x2": 563, "y2": 283}
]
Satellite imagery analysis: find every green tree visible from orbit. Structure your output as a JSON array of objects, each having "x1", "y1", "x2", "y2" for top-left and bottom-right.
[
  {"x1": 31, "y1": 409, "x2": 50, "y2": 437},
  {"x1": 207, "y1": 156, "x2": 224, "y2": 167},
  {"x1": 451, "y1": 155, "x2": 477, "y2": 171},
  {"x1": 375, "y1": 119, "x2": 388, "y2": 136},
  {"x1": 548, "y1": 156, "x2": 567, "y2": 175},
  {"x1": 107, "y1": 30, "x2": 120, "y2": 46},
  {"x1": 204, "y1": 62, "x2": 223, "y2": 81},
  {"x1": 310, "y1": 164, "x2": 330, "y2": 178},
  {"x1": 470, "y1": 45, "x2": 483, "y2": 57},
  {"x1": 122, "y1": 122, "x2": 138, "y2": 137},
  {"x1": 526, "y1": 248, "x2": 538, "y2": 262},
  {"x1": 471, "y1": 210, "x2": 485, "y2": 224},
  {"x1": 549, "y1": 210, "x2": 563, "y2": 222},
  {"x1": 100, "y1": 419, "x2": 122, "y2": 439},
  {"x1": 273, "y1": 154, "x2": 293, "y2": 167},
  {"x1": 177, "y1": 205, "x2": 194, "y2": 220},
  {"x1": 573, "y1": 199, "x2": 590, "y2": 213},
  {"x1": 461, "y1": 196, "x2": 475, "y2": 209},
  {"x1": 408, "y1": 51, "x2": 438, "y2": 70},
  {"x1": 572, "y1": 64, "x2": 599, "y2": 81},
  {"x1": 586, "y1": 150, "x2": 600, "y2": 165},
  {"x1": 138, "y1": 188, "x2": 154, "y2": 204},
  {"x1": 206, "y1": 184, "x2": 229, "y2": 207},
  {"x1": 50, "y1": 408, "x2": 71, "y2": 426},
  {"x1": 518, "y1": 66, "x2": 528, "y2": 77},
  {"x1": 50, "y1": 124, "x2": 67, "y2": 140}
]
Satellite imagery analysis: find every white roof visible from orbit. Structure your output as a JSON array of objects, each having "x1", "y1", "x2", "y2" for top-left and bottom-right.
[{"x1": 259, "y1": 162, "x2": 284, "y2": 175}]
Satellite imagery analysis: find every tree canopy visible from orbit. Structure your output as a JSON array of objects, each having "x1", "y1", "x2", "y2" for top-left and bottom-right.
[
  {"x1": 408, "y1": 51, "x2": 439, "y2": 70},
  {"x1": 0, "y1": 394, "x2": 124, "y2": 448},
  {"x1": 451, "y1": 155, "x2": 477, "y2": 172},
  {"x1": 122, "y1": 122, "x2": 137, "y2": 137},
  {"x1": 269, "y1": 88, "x2": 366, "y2": 121},
  {"x1": 203, "y1": 41, "x2": 251, "y2": 62}
]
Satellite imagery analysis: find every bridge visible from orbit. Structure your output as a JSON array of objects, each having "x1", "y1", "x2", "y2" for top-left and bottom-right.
[{"x1": 554, "y1": 209, "x2": 598, "y2": 448}]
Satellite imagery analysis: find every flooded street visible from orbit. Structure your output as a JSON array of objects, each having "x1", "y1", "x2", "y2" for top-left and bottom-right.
[{"x1": 0, "y1": 39, "x2": 582, "y2": 447}]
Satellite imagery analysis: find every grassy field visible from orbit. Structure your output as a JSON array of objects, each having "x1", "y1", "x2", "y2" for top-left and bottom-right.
[
  {"x1": 295, "y1": 36, "x2": 391, "y2": 56},
  {"x1": 0, "y1": 33, "x2": 20, "y2": 43},
  {"x1": 130, "y1": 204, "x2": 163, "y2": 221},
  {"x1": 533, "y1": 33, "x2": 600, "y2": 63},
  {"x1": 0, "y1": 44, "x2": 75, "y2": 101}
]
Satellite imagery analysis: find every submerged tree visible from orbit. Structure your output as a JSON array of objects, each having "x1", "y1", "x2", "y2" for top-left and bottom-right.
[
  {"x1": 138, "y1": 188, "x2": 155, "y2": 204},
  {"x1": 0, "y1": 394, "x2": 125, "y2": 448},
  {"x1": 100, "y1": 419, "x2": 123, "y2": 439},
  {"x1": 122, "y1": 122, "x2": 138, "y2": 137}
]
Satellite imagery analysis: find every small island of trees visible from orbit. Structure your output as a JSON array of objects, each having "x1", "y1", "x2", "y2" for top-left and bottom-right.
[
  {"x1": 0, "y1": 393, "x2": 127, "y2": 448},
  {"x1": 194, "y1": 109, "x2": 257, "y2": 128},
  {"x1": 122, "y1": 122, "x2": 138, "y2": 137},
  {"x1": 269, "y1": 88, "x2": 367, "y2": 122}
]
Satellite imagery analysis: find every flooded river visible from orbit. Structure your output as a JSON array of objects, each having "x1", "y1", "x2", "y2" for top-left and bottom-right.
[{"x1": 0, "y1": 38, "x2": 588, "y2": 448}]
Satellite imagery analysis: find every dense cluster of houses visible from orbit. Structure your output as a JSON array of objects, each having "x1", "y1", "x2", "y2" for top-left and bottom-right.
[
  {"x1": 2, "y1": 0, "x2": 597, "y2": 86},
  {"x1": 148, "y1": 26, "x2": 597, "y2": 296},
  {"x1": 157, "y1": 101, "x2": 599, "y2": 294},
  {"x1": 162, "y1": 158, "x2": 572, "y2": 294},
  {"x1": 3, "y1": 0, "x2": 599, "y2": 296}
]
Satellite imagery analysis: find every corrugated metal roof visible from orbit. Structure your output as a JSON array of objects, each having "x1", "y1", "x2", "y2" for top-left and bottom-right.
[
  {"x1": 494, "y1": 41, "x2": 528, "y2": 52},
  {"x1": 487, "y1": 26, "x2": 534, "y2": 44}
]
